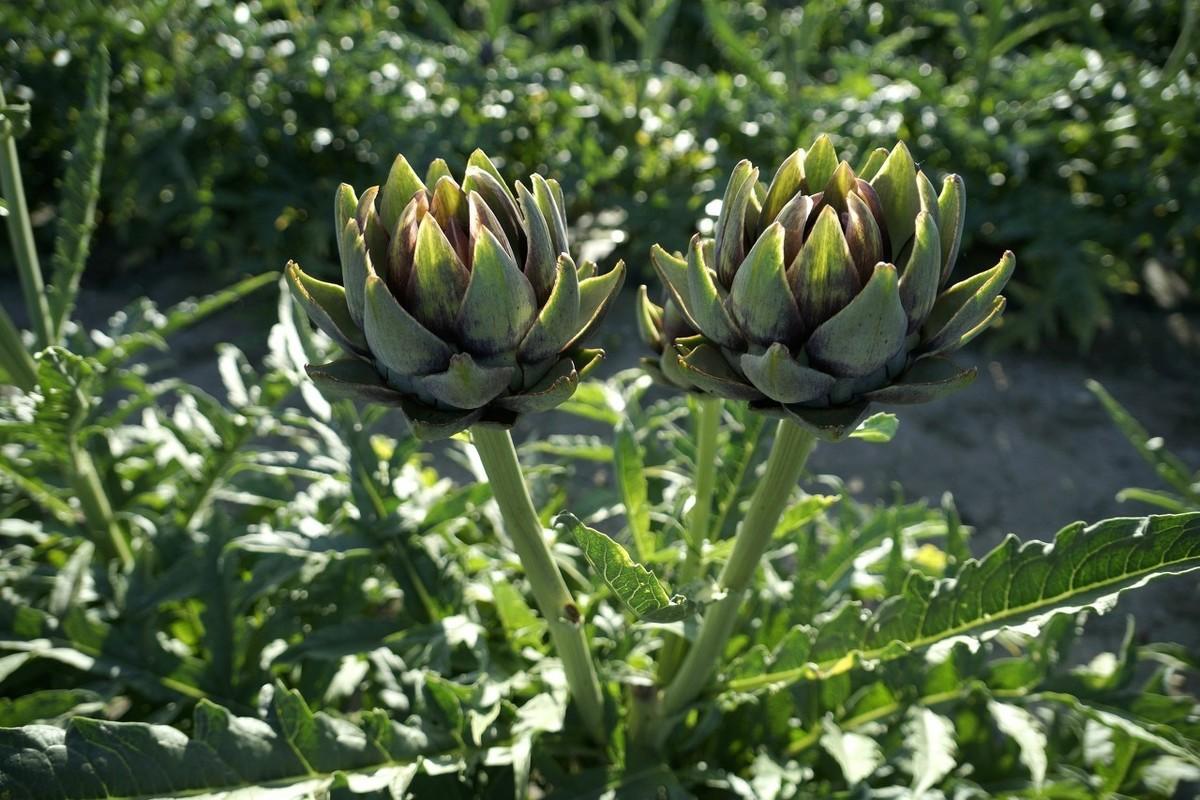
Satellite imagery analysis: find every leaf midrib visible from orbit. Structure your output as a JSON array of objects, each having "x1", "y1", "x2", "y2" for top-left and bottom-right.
[{"x1": 727, "y1": 533, "x2": 1200, "y2": 692}]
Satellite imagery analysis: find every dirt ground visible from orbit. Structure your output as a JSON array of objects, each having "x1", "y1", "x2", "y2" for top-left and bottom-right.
[{"x1": 14, "y1": 275, "x2": 1200, "y2": 655}]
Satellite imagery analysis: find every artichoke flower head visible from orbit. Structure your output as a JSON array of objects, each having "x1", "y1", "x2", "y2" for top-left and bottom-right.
[
  {"x1": 287, "y1": 150, "x2": 625, "y2": 439},
  {"x1": 644, "y1": 135, "x2": 1014, "y2": 439}
]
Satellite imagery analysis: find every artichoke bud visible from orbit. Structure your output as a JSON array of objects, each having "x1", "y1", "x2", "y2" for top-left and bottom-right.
[
  {"x1": 288, "y1": 150, "x2": 623, "y2": 438},
  {"x1": 647, "y1": 136, "x2": 1015, "y2": 440}
]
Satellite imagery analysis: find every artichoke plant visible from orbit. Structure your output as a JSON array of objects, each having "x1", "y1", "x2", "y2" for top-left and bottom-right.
[
  {"x1": 646, "y1": 135, "x2": 1014, "y2": 439},
  {"x1": 286, "y1": 150, "x2": 625, "y2": 439}
]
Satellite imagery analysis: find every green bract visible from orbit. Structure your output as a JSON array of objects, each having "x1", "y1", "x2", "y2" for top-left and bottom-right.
[
  {"x1": 287, "y1": 150, "x2": 625, "y2": 439},
  {"x1": 635, "y1": 287, "x2": 700, "y2": 392},
  {"x1": 646, "y1": 136, "x2": 1014, "y2": 439}
]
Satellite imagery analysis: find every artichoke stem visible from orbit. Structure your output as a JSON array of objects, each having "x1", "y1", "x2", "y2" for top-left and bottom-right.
[
  {"x1": 657, "y1": 395, "x2": 722, "y2": 683},
  {"x1": 69, "y1": 437, "x2": 134, "y2": 571},
  {"x1": 0, "y1": 84, "x2": 54, "y2": 349},
  {"x1": 470, "y1": 425, "x2": 607, "y2": 745},
  {"x1": 658, "y1": 420, "x2": 816, "y2": 725}
]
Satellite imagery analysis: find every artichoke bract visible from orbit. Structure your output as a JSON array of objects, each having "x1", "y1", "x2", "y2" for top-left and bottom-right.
[
  {"x1": 646, "y1": 135, "x2": 1014, "y2": 439},
  {"x1": 635, "y1": 288, "x2": 699, "y2": 393},
  {"x1": 286, "y1": 150, "x2": 625, "y2": 439}
]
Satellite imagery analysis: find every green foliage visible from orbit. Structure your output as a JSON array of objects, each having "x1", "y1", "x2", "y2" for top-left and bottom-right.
[
  {"x1": 46, "y1": 45, "x2": 108, "y2": 341},
  {"x1": 1089, "y1": 379, "x2": 1200, "y2": 512},
  {"x1": 2, "y1": 0, "x2": 1196, "y2": 346},
  {"x1": 1, "y1": 280, "x2": 1198, "y2": 795}
]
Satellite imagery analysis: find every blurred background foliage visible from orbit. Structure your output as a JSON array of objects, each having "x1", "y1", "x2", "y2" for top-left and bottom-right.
[{"x1": 1, "y1": 0, "x2": 1197, "y2": 348}]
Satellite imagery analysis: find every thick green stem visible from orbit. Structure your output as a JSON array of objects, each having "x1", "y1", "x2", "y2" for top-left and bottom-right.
[
  {"x1": 0, "y1": 303, "x2": 37, "y2": 390},
  {"x1": 0, "y1": 86, "x2": 54, "y2": 349},
  {"x1": 70, "y1": 439, "x2": 133, "y2": 570},
  {"x1": 471, "y1": 425, "x2": 606, "y2": 744},
  {"x1": 658, "y1": 420, "x2": 816, "y2": 721},
  {"x1": 657, "y1": 395, "x2": 722, "y2": 682}
]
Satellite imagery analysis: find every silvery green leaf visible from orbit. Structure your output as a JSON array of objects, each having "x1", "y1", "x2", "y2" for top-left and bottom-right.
[
  {"x1": 905, "y1": 707, "x2": 957, "y2": 796},
  {"x1": 614, "y1": 417, "x2": 654, "y2": 561},
  {"x1": 0, "y1": 688, "x2": 428, "y2": 799},
  {"x1": 989, "y1": 701, "x2": 1047, "y2": 789},
  {"x1": 820, "y1": 717, "x2": 882, "y2": 785},
  {"x1": 726, "y1": 513, "x2": 1200, "y2": 695},
  {"x1": 849, "y1": 411, "x2": 900, "y2": 443}
]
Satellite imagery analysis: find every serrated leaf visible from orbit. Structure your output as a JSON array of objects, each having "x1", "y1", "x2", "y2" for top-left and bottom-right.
[
  {"x1": 0, "y1": 688, "x2": 430, "y2": 799},
  {"x1": 727, "y1": 512, "x2": 1200, "y2": 693},
  {"x1": 906, "y1": 707, "x2": 957, "y2": 795},
  {"x1": 819, "y1": 717, "x2": 882, "y2": 785},
  {"x1": 989, "y1": 700, "x2": 1047, "y2": 788},
  {"x1": 556, "y1": 513, "x2": 678, "y2": 619}
]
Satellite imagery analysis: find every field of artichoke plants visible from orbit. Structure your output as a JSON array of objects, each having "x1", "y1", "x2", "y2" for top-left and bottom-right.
[{"x1": 1, "y1": 2, "x2": 1199, "y2": 798}]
